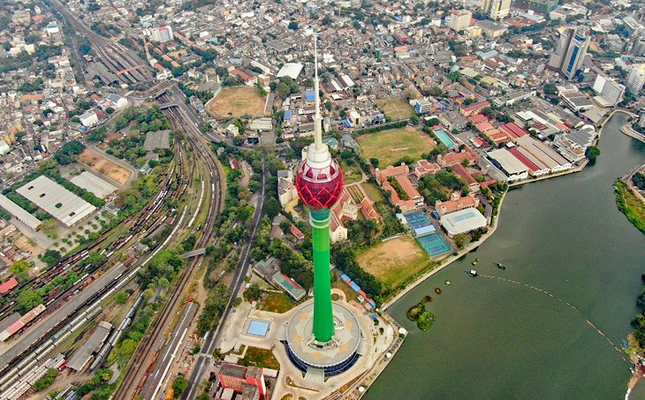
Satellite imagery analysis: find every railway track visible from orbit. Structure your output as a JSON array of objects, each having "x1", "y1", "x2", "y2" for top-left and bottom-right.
[
  {"x1": 43, "y1": 0, "x2": 151, "y2": 85},
  {"x1": 111, "y1": 92, "x2": 224, "y2": 400},
  {"x1": 0, "y1": 147, "x2": 189, "y2": 323},
  {"x1": 0, "y1": 142, "x2": 194, "y2": 382}
]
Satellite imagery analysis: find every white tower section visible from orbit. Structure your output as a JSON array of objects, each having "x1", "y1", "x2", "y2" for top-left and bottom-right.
[{"x1": 305, "y1": 37, "x2": 332, "y2": 171}]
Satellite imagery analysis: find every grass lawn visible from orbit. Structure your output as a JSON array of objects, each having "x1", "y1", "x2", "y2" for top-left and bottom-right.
[
  {"x1": 206, "y1": 86, "x2": 266, "y2": 118},
  {"x1": 340, "y1": 159, "x2": 363, "y2": 185},
  {"x1": 356, "y1": 236, "x2": 431, "y2": 289},
  {"x1": 356, "y1": 127, "x2": 436, "y2": 167},
  {"x1": 332, "y1": 280, "x2": 359, "y2": 302},
  {"x1": 258, "y1": 292, "x2": 296, "y2": 313},
  {"x1": 615, "y1": 180, "x2": 645, "y2": 234},
  {"x1": 239, "y1": 346, "x2": 281, "y2": 370},
  {"x1": 374, "y1": 97, "x2": 415, "y2": 121},
  {"x1": 362, "y1": 182, "x2": 386, "y2": 203}
]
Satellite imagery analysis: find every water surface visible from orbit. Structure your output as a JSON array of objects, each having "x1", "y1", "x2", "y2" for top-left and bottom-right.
[{"x1": 366, "y1": 113, "x2": 645, "y2": 400}]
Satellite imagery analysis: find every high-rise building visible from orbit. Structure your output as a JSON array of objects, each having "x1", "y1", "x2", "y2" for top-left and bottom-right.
[
  {"x1": 514, "y1": 0, "x2": 559, "y2": 15},
  {"x1": 626, "y1": 65, "x2": 645, "y2": 94},
  {"x1": 592, "y1": 75, "x2": 625, "y2": 107},
  {"x1": 150, "y1": 25, "x2": 173, "y2": 43},
  {"x1": 284, "y1": 38, "x2": 363, "y2": 379},
  {"x1": 447, "y1": 9, "x2": 472, "y2": 32},
  {"x1": 633, "y1": 38, "x2": 645, "y2": 57},
  {"x1": 547, "y1": 28, "x2": 589, "y2": 80},
  {"x1": 481, "y1": 0, "x2": 511, "y2": 20}
]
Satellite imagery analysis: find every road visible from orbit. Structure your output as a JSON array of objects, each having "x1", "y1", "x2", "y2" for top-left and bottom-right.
[
  {"x1": 140, "y1": 302, "x2": 198, "y2": 400},
  {"x1": 182, "y1": 160, "x2": 267, "y2": 400}
]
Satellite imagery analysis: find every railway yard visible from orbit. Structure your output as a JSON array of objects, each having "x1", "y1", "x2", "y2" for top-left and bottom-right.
[{"x1": 0, "y1": 80, "x2": 232, "y2": 399}]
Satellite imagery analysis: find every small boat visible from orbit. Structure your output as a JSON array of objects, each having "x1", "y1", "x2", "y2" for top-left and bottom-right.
[
  {"x1": 495, "y1": 262, "x2": 506, "y2": 270},
  {"x1": 469, "y1": 270, "x2": 478, "y2": 277}
]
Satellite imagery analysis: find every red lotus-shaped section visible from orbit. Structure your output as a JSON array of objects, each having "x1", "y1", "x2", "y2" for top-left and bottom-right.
[{"x1": 295, "y1": 158, "x2": 344, "y2": 210}]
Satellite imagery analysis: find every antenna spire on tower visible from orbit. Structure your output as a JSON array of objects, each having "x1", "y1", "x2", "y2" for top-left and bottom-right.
[{"x1": 314, "y1": 35, "x2": 323, "y2": 150}]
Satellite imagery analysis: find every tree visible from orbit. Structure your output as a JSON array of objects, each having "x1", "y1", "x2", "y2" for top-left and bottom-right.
[
  {"x1": 409, "y1": 115, "x2": 420, "y2": 125},
  {"x1": 633, "y1": 172, "x2": 645, "y2": 191},
  {"x1": 369, "y1": 158, "x2": 379, "y2": 168},
  {"x1": 238, "y1": 205, "x2": 255, "y2": 223},
  {"x1": 33, "y1": 368, "x2": 57, "y2": 391},
  {"x1": 9, "y1": 260, "x2": 30, "y2": 282},
  {"x1": 42, "y1": 250, "x2": 62, "y2": 267},
  {"x1": 243, "y1": 283, "x2": 262, "y2": 302},
  {"x1": 172, "y1": 376, "x2": 188, "y2": 398},
  {"x1": 265, "y1": 197, "x2": 281, "y2": 219},
  {"x1": 426, "y1": 118, "x2": 440, "y2": 127},
  {"x1": 115, "y1": 291, "x2": 128, "y2": 304},
  {"x1": 544, "y1": 83, "x2": 558, "y2": 96},
  {"x1": 453, "y1": 233, "x2": 469, "y2": 249},
  {"x1": 17, "y1": 290, "x2": 43, "y2": 313},
  {"x1": 585, "y1": 146, "x2": 601, "y2": 163}
]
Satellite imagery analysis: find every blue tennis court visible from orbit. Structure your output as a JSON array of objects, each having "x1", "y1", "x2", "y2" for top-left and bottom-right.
[
  {"x1": 247, "y1": 320, "x2": 270, "y2": 337},
  {"x1": 435, "y1": 130, "x2": 455, "y2": 148},
  {"x1": 404, "y1": 211, "x2": 432, "y2": 230},
  {"x1": 417, "y1": 233, "x2": 452, "y2": 257}
]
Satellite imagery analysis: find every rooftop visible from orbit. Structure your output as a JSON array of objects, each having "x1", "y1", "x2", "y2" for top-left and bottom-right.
[
  {"x1": 16, "y1": 176, "x2": 96, "y2": 227},
  {"x1": 440, "y1": 208, "x2": 487, "y2": 235}
]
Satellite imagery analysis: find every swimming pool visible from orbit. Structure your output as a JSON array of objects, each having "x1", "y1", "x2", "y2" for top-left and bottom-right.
[
  {"x1": 247, "y1": 320, "x2": 270, "y2": 337},
  {"x1": 435, "y1": 130, "x2": 455, "y2": 148}
]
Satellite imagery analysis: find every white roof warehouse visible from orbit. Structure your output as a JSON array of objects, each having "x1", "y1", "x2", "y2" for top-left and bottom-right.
[{"x1": 16, "y1": 175, "x2": 96, "y2": 227}]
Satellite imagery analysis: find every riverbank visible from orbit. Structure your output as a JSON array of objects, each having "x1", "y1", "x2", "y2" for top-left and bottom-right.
[
  {"x1": 615, "y1": 179, "x2": 645, "y2": 235},
  {"x1": 381, "y1": 110, "x2": 630, "y2": 309},
  {"x1": 621, "y1": 124, "x2": 645, "y2": 145}
]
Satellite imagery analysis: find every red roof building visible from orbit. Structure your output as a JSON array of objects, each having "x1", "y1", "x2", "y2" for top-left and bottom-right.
[
  {"x1": 375, "y1": 164, "x2": 409, "y2": 183},
  {"x1": 499, "y1": 122, "x2": 529, "y2": 141},
  {"x1": 218, "y1": 363, "x2": 266, "y2": 397},
  {"x1": 435, "y1": 195, "x2": 479, "y2": 216},
  {"x1": 0, "y1": 278, "x2": 18, "y2": 295},
  {"x1": 289, "y1": 224, "x2": 305, "y2": 241},
  {"x1": 460, "y1": 101, "x2": 490, "y2": 117},
  {"x1": 413, "y1": 159, "x2": 441, "y2": 178}
]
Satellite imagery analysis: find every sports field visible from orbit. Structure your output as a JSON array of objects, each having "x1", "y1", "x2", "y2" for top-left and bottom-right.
[
  {"x1": 206, "y1": 86, "x2": 266, "y2": 118},
  {"x1": 357, "y1": 127, "x2": 436, "y2": 167},
  {"x1": 417, "y1": 233, "x2": 452, "y2": 257},
  {"x1": 356, "y1": 236, "x2": 430, "y2": 289},
  {"x1": 374, "y1": 97, "x2": 415, "y2": 120}
]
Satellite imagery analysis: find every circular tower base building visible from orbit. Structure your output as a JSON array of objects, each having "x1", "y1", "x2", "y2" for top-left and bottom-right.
[{"x1": 283, "y1": 302, "x2": 364, "y2": 379}]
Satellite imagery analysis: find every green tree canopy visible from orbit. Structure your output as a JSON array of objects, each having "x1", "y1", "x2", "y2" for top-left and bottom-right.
[
  {"x1": 9, "y1": 260, "x2": 31, "y2": 282},
  {"x1": 17, "y1": 290, "x2": 42, "y2": 313}
]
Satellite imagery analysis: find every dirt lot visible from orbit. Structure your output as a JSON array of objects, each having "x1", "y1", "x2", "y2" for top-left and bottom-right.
[
  {"x1": 79, "y1": 149, "x2": 132, "y2": 185},
  {"x1": 356, "y1": 236, "x2": 430, "y2": 289},
  {"x1": 374, "y1": 97, "x2": 415, "y2": 121},
  {"x1": 14, "y1": 235, "x2": 41, "y2": 254},
  {"x1": 206, "y1": 86, "x2": 267, "y2": 118}
]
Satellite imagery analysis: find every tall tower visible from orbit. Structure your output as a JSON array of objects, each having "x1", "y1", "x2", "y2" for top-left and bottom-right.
[
  {"x1": 548, "y1": 28, "x2": 589, "y2": 80},
  {"x1": 294, "y1": 38, "x2": 344, "y2": 343}
]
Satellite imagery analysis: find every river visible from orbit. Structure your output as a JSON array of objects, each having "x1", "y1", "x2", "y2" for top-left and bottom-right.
[{"x1": 365, "y1": 112, "x2": 645, "y2": 400}]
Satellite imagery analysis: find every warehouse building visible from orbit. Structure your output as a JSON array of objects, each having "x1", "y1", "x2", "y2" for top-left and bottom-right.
[
  {"x1": 16, "y1": 176, "x2": 96, "y2": 227},
  {"x1": 0, "y1": 194, "x2": 41, "y2": 230},
  {"x1": 487, "y1": 149, "x2": 529, "y2": 181},
  {"x1": 70, "y1": 171, "x2": 118, "y2": 199},
  {"x1": 67, "y1": 321, "x2": 113, "y2": 372}
]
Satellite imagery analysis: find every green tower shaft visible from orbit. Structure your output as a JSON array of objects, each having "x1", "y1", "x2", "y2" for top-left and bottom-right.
[{"x1": 310, "y1": 208, "x2": 335, "y2": 343}]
